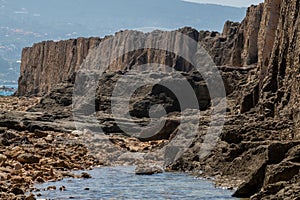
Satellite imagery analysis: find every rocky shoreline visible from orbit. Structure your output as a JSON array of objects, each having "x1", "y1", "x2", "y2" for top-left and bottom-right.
[
  {"x1": 0, "y1": 95, "x2": 177, "y2": 199},
  {"x1": 1, "y1": 0, "x2": 300, "y2": 199},
  {"x1": 0, "y1": 97, "x2": 101, "y2": 200},
  {"x1": 1, "y1": 68, "x2": 298, "y2": 200}
]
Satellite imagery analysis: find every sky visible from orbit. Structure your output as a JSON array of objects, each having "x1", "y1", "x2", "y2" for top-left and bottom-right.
[{"x1": 182, "y1": 0, "x2": 264, "y2": 8}]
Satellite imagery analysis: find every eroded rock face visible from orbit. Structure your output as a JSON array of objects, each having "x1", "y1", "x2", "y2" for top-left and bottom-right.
[
  {"x1": 199, "y1": 4, "x2": 264, "y2": 67},
  {"x1": 259, "y1": 0, "x2": 300, "y2": 123},
  {"x1": 12, "y1": 0, "x2": 300, "y2": 199},
  {"x1": 17, "y1": 37, "x2": 101, "y2": 96},
  {"x1": 169, "y1": 0, "x2": 300, "y2": 199},
  {"x1": 17, "y1": 18, "x2": 266, "y2": 98},
  {"x1": 257, "y1": 0, "x2": 282, "y2": 83},
  {"x1": 17, "y1": 29, "x2": 198, "y2": 97}
]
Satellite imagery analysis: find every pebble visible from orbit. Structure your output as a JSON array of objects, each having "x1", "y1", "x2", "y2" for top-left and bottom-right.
[
  {"x1": 47, "y1": 186, "x2": 56, "y2": 191},
  {"x1": 17, "y1": 153, "x2": 40, "y2": 164},
  {"x1": 0, "y1": 154, "x2": 7, "y2": 165},
  {"x1": 11, "y1": 187, "x2": 24, "y2": 195},
  {"x1": 14, "y1": 162, "x2": 22, "y2": 170},
  {"x1": 35, "y1": 176, "x2": 45, "y2": 183},
  {"x1": 80, "y1": 172, "x2": 92, "y2": 179},
  {"x1": 25, "y1": 193, "x2": 36, "y2": 200},
  {"x1": 59, "y1": 186, "x2": 66, "y2": 191}
]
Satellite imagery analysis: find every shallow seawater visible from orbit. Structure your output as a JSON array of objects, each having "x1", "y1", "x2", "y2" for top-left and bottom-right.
[
  {"x1": 0, "y1": 85, "x2": 17, "y2": 96},
  {"x1": 32, "y1": 166, "x2": 238, "y2": 200},
  {"x1": 0, "y1": 91, "x2": 14, "y2": 96}
]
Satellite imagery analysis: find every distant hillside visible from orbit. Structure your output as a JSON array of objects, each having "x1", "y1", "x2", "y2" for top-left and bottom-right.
[{"x1": 0, "y1": 0, "x2": 246, "y2": 83}]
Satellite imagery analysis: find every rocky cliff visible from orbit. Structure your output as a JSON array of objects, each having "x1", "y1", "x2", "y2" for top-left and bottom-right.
[
  {"x1": 18, "y1": 30, "x2": 200, "y2": 96},
  {"x1": 235, "y1": 0, "x2": 299, "y2": 125},
  {"x1": 170, "y1": 0, "x2": 300, "y2": 199},
  {"x1": 17, "y1": 37, "x2": 101, "y2": 96},
  {"x1": 199, "y1": 3, "x2": 263, "y2": 67},
  {"x1": 12, "y1": 0, "x2": 300, "y2": 199},
  {"x1": 17, "y1": 5, "x2": 264, "y2": 97},
  {"x1": 260, "y1": 0, "x2": 300, "y2": 123}
]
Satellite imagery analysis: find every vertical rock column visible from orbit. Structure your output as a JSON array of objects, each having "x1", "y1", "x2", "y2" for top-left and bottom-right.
[{"x1": 17, "y1": 37, "x2": 101, "y2": 96}]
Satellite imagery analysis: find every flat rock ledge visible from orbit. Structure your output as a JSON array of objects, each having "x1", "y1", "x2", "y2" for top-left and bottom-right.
[{"x1": 135, "y1": 164, "x2": 164, "y2": 175}]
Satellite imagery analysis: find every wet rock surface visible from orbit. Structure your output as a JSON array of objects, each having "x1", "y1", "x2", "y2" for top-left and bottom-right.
[{"x1": 135, "y1": 164, "x2": 164, "y2": 175}]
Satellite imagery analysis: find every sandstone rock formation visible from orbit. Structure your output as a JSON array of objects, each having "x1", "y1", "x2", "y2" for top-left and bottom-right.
[
  {"x1": 16, "y1": 29, "x2": 197, "y2": 97},
  {"x1": 259, "y1": 0, "x2": 300, "y2": 122},
  {"x1": 10, "y1": 0, "x2": 300, "y2": 199},
  {"x1": 17, "y1": 17, "x2": 264, "y2": 97},
  {"x1": 169, "y1": 0, "x2": 300, "y2": 199},
  {"x1": 199, "y1": 3, "x2": 263, "y2": 67},
  {"x1": 17, "y1": 37, "x2": 101, "y2": 96}
]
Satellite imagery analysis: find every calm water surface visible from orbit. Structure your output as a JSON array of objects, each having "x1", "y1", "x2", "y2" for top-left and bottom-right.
[
  {"x1": 33, "y1": 166, "x2": 239, "y2": 200},
  {"x1": 0, "y1": 85, "x2": 17, "y2": 96}
]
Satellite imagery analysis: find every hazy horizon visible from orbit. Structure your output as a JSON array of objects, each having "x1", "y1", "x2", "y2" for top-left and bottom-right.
[{"x1": 182, "y1": 0, "x2": 264, "y2": 8}]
